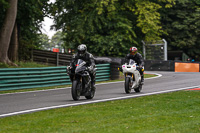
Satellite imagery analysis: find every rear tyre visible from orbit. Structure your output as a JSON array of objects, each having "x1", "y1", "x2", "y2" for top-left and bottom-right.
[
  {"x1": 134, "y1": 81, "x2": 142, "y2": 93},
  {"x1": 85, "y1": 86, "x2": 96, "y2": 99},
  {"x1": 71, "y1": 80, "x2": 81, "y2": 100},
  {"x1": 125, "y1": 77, "x2": 131, "y2": 93}
]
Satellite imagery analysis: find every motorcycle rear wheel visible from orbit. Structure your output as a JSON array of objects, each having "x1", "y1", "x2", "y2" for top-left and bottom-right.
[
  {"x1": 134, "y1": 82, "x2": 142, "y2": 93},
  {"x1": 85, "y1": 86, "x2": 96, "y2": 99},
  {"x1": 125, "y1": 77, "x2": 131, "y2": 93},
  {"x1": 71, "y1": 80, "x2": 81, "y2": 100}
]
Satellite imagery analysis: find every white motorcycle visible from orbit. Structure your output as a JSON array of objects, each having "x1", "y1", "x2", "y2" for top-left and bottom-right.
[{"x1": 119, "y1": 59, "x2": 144, "y2": 93}]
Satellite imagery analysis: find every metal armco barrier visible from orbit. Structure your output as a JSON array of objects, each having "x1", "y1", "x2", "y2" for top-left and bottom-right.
[
  {"x1": 96, "y1": 64, "x2": 110, "y2": 81},
  {"x1": 144, "y1": 60, "x2": 175, "y2": 71},
  {"x1": 0, "y1": 64, "x2": 110, "y2": 91}
]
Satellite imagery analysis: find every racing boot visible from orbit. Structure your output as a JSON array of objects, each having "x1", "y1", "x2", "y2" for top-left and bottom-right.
[{"x1": 141, "y1": 75, "x2": 144, "y2": 85}]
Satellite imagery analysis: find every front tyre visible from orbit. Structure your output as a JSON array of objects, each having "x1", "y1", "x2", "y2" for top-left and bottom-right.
[
  {"x1": 71, "y1": 80, "x2": 81, "y2": 100},
  {"x1": 125, "y1": 77, "x2": 131, "y2": 93}
]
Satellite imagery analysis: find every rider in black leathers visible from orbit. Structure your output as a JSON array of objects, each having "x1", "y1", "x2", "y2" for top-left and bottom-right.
[
  {"x1": 68, "y1": 44, "x2": 96, "y2": 88},
  {"x1": 124, "y1": 46, "x2": 144, "y2": 84}
]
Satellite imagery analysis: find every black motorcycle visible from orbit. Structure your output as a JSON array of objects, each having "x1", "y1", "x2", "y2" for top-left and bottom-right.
[{"x1": 68, "y1": 59, "x2": 96, "y2": 101}]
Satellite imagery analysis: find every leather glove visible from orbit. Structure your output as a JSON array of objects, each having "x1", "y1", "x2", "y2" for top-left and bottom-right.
[
  {"x1": 66, "y1": 66, "x2": 72, "y2": 74},
  {"x1": 88, "y1": 66, "x2": 93, "y2": 71},
  {"x1": 67, "y1": 66, "x2": 72, "y2": 70},
  {"x1": 139, "y1": 65, "x2": 144, "y2": 71},
  {"x1": 118, "y1": 67, "x2": 123, "y2": 72}
]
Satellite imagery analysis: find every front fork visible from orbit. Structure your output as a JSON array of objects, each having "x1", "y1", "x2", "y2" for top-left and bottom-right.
[
  {"x1": 72, "y1": 75, "x2": 82, "y2": 91},
  {"x1": 125, "y1": 73, "x2": 137, "y2": 88},
  {"x1": 125, "y1": 73, "x2": 134, "y2": 81}
]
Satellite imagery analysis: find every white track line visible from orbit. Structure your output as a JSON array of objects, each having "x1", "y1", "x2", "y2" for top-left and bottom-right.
[{"x1": 0, "y1": 84, "x2": 199, "y2": 118}]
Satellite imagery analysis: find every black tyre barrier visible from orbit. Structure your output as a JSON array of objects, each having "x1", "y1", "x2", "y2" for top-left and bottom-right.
[
  {"x1": 144, "y1": 60, "x2": 175, "y2": 71},
  {"x1": 110, "y1": 62, "x2": 120, "y2": 80}
]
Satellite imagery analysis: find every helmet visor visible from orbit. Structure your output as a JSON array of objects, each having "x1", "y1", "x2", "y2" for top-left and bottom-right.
[
  {"x1": 78, "y1": 50, "x2": 85, "y2": 54},
  {"x1": 78, "y1": 50, "x2": 86, "y2": 56},
  {"x1": 130, "y1": 51, "x2": 137, "y2": 55}
]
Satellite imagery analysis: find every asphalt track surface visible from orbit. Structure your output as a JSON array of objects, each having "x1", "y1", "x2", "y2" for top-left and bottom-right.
[{"x1": 0, "y1": 71, "x2": 200, "y2": 117}]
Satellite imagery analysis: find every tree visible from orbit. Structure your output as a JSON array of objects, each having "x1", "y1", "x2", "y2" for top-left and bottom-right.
[
  {"x1": 51, "y1": 31, "x2": 64, "y2": 50},
  {"x1": 17, "y1": 0, "x2": 50, "y2": 61},
  {"x1": 160, "y1": 0, "x2": 200, "y2": 60},
  {"x1": 0, "y1": 0, "x2": 50, "y2": 64},
  {"x1": 0, "y1": 0, "x2": 18, "y2": 65},
  {"x1": 38, "y1": 34, "x2": 51, "y2": 50},
  {"x1": 51, "y1": 0, "x2": 175, "y2": 57},
  {"x1": 8, "y1": 23, "x2": 18, "y2": 62}
]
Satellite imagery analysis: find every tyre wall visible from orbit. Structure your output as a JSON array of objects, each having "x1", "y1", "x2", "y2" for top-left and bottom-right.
[
  {"x1": 110, "y1": 62, "x2": 121, "y2": 80},
  {"x1": 144, "y1": 60, "x2": 175, "y2": 71}
]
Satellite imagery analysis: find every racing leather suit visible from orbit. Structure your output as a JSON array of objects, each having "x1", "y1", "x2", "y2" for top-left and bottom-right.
[{"x1": 69, "y1": 52, "x2": 96, "y2": 86}]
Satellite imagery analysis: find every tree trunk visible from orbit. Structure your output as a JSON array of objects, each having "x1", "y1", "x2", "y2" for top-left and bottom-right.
[
  {"x1": 8, "y1": 22, "x2": 18, "y2": 62},
  {"x1": 0, "y1": 0, "x2": 18, "y2": 65}
]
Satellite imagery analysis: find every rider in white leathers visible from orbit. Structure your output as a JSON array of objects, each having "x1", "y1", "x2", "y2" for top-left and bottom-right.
[{"x1": 124, "y1": 47, "x2": 144, "y2": 84}]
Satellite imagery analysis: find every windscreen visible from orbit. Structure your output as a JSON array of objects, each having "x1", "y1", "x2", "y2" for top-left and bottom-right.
[
  {"x1": 128, "y1": 59, "x2": 135, "y2": 65},
  {"x1": 75, "y1": 59, "x2": 87, "y2": 73}
]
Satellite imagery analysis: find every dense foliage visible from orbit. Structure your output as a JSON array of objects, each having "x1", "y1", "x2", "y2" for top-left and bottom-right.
[
  {"x1": 38, "y1": 34, "x2": 50, "y2": 50},
  {"x1": 1, "y1": 0, "x2": 200, "y2": 61},
  {"x1": 161, "y1": 0, "x2": 200, "y2": 60},
  {"x1": 0, "y1": 0, "x2": 8, "y2": 25},
  {"x1": 51, "y1": 0, "x2": 174, "y2": 57},
  {"x1": 51, "y1": 31, "x2": 64, "y2": 50},
  {"x1": 0, "y1": 0, "x2": 50, "y2": 61},
  {"x1": 17, "y1": 0, "x2": 50, "y2": 60}
]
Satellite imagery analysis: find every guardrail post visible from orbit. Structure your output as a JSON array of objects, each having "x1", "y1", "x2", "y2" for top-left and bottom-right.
[{"x1": 31, "y1": 49, "x2": 33, "y2": 62}]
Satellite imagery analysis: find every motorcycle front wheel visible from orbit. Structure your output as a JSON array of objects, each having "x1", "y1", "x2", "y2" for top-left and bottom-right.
[
  {"x1": 71, "y1": 80, "x2": 81, "y2": 100},
  {"x1": 125, "y1": 77, "x2": 131, "y2": 93}
]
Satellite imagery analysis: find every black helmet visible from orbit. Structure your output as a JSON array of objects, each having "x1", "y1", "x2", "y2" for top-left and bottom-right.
[{"x1": 77, "y1": 44, "x2": 87, "y2": 57}]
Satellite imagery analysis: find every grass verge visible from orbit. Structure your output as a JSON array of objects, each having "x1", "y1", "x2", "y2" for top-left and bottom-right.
[
  {"x1": 0, "y1": 61, "x2": 50, "y2": 68},
  {"x1": 0, "y1": 90, "x2": 199, "y2": 133}
]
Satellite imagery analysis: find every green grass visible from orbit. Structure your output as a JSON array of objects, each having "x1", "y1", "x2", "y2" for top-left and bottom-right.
[
  {"x1": 0, "y1": 61, "x2": 50, "y2": 68},
  {"x1": 0, "y1": 90, "x2": 200, "y2": 133}
]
